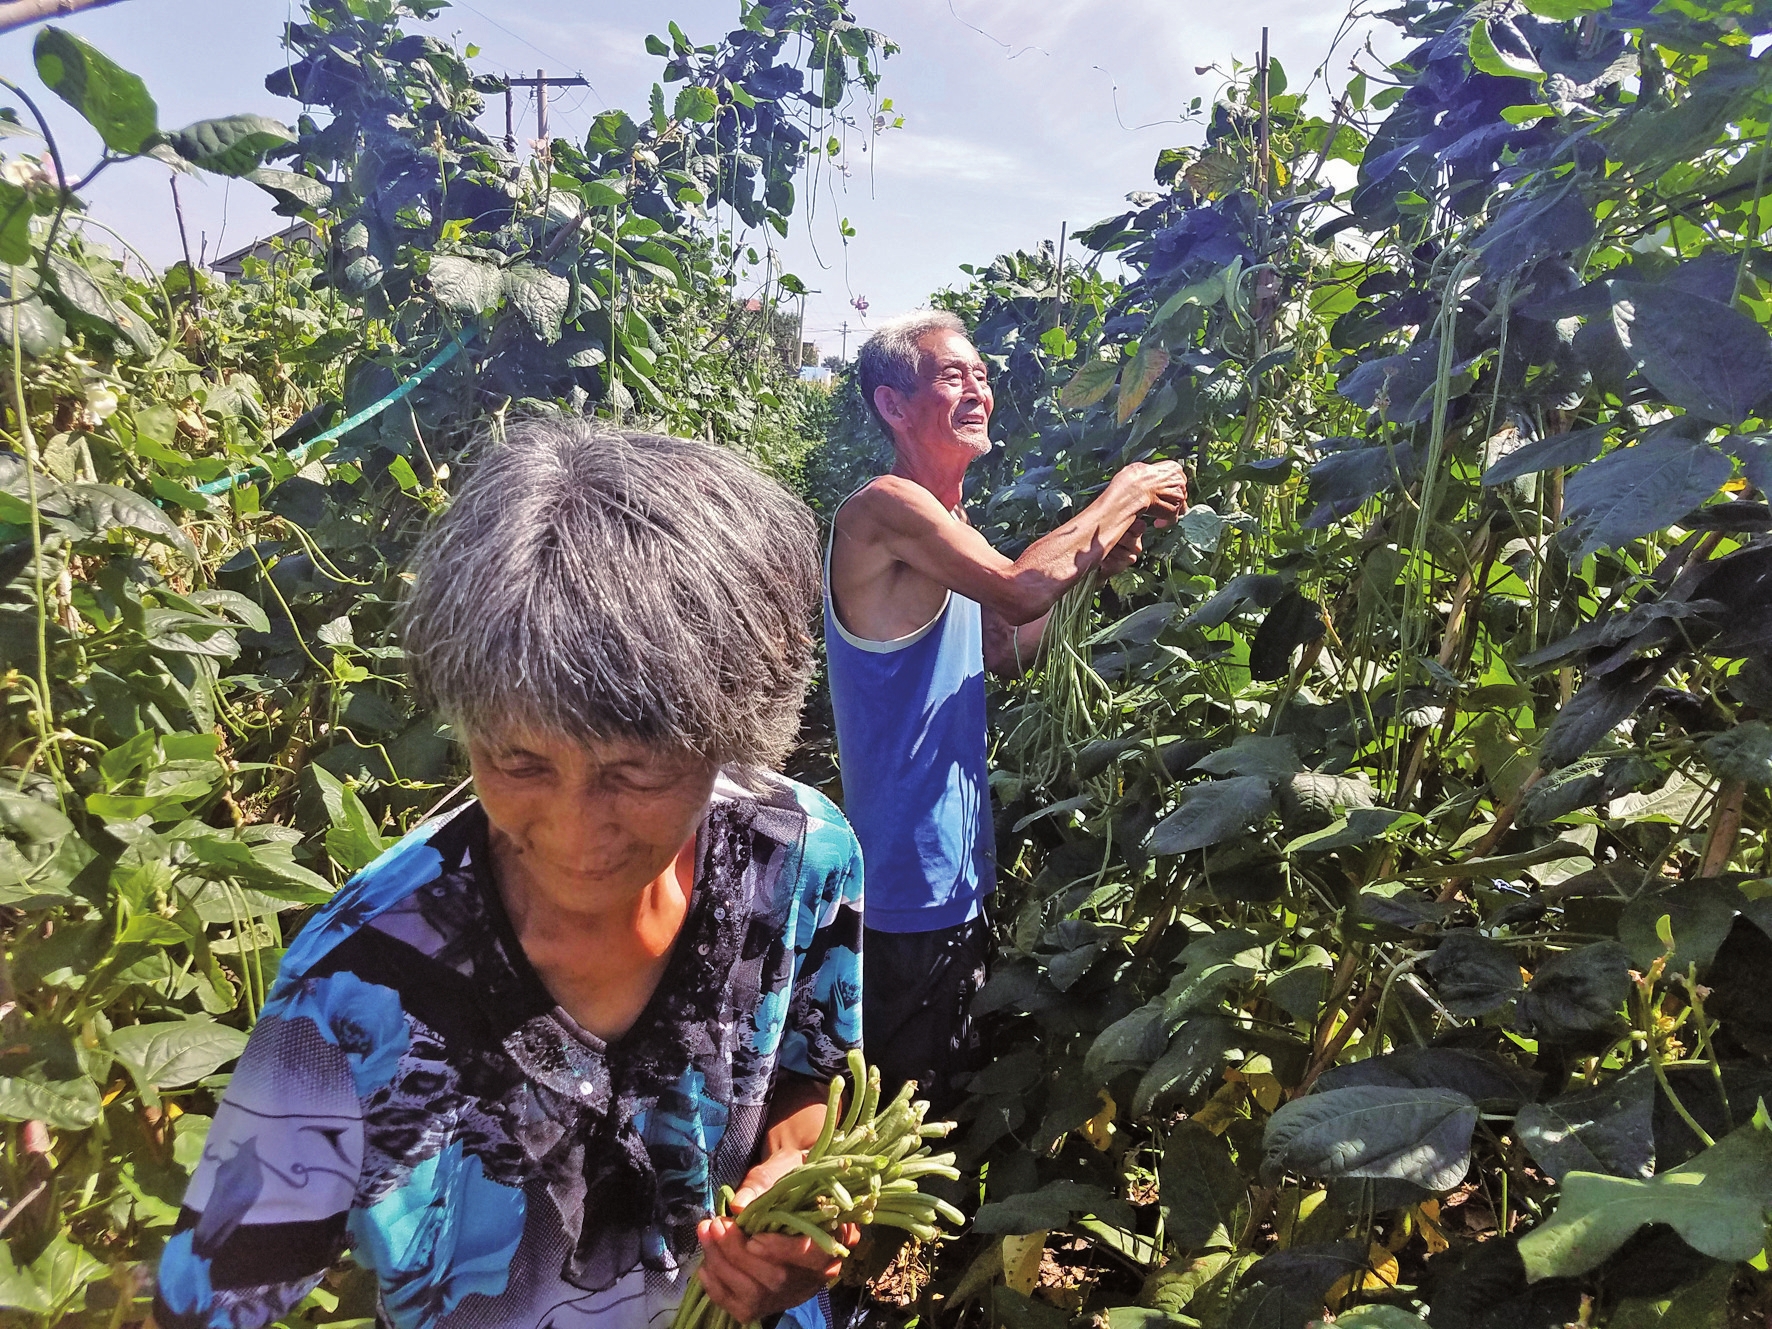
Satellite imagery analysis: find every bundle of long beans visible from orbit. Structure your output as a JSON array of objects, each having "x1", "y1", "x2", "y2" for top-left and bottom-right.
[
  {"x1": 670, "y1": 1050, "x2": 963, "y2": 1329},
  {"x1": 1006, "y1": 571, "x2": 1111, "y2": 790}
]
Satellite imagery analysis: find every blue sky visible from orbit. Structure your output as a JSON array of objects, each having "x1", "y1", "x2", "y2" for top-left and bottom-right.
[{"x1": 0, "y1": 0, "x2": 1402, "y2": 360}]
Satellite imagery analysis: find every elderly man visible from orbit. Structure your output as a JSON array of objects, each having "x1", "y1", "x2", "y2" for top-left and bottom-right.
[{"x1": 824, "y1": 310, "x2": 1188, "y2": 1108}]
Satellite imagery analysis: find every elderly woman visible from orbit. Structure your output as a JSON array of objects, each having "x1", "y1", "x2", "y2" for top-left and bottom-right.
[{"x1": 153, "y1": 424, "x2": 865, "y2": 1329}]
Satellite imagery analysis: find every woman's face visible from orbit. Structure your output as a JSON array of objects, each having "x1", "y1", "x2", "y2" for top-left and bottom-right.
[{"x1": 469, "y1": 731, "x2": 720, "y2": 913}]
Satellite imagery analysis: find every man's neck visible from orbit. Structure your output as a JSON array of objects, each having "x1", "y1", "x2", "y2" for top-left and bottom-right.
[{"x1": 889, "y1": 443, "x2": 969, "y2": 513}]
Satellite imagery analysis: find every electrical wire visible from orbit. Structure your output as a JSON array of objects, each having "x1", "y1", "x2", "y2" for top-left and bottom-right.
[{"x1": 451, "y1": 0, "x2": 606, "y2": 108}]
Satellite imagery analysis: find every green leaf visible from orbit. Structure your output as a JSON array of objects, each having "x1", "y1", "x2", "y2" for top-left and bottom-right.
[
  {"x1": 1192, "y1": 736, "x2": 1302, "y2": 780},
  {"x1": 0, "y1": 789, "x2": 73, "y2": 845},
  {"x1": 993, "y1": 1288, "x2": 1070, "y2": 1329},
  {"x1": 1102, "y1": 1309, "x2": 1194, "y2": 1329},
  {"x1": 1609, "y1": 1260, "x2": 1735, "y2": 1328},
  {"x1": 1613, "y1": 284, "x2": 1772, "y2": 424},
  {"x1": 503, "y1": 264, "x2": 571, "y2": 343},
  {"x1": 0, "y1": 181, "x2": 34, "y2": 267},
  {"x1": 1133, "y1": 1016, "x2": 1242, "y2": 1116},
  {"x1": 1261, "y1": 1085, "x2": 1480, "y2": 1191},
  {"x1": 1148, "y1": 777, "x2": 1276, "y2": 855},
  {"x1": 1468, "y1": 16, "x2": 1544, "y2": 80},
  {"x1": 1160, "y1": 1119, "x2": 1248, "y2": 1249},
  {"x1": 0, "y1": 1071, "x2": 102, "y2": 1130},
  {"x1": 1518, "y1": 1113, "x2": 1772, "y2": 1281},
  {"x1": 67, "y1": 482, "x2": 198, "y2": 562},
  {"x1": 246, "y1": 166, "x2": 334, "y2": 213},
  {"x1": 0, "y1": 285, "x2": 68, "y2": 357},
  {"x1": 34, "y1": 27, "x2": 158, "y2": 154},
  {"x1": 310, "y1": 765, "x2": 394, "y2": 873},
  {"x1": 1618, "y1": 883, "x2": 1742, "y2": 971},
  {"x1": 1516, "y1": 941, "x2": 1631, "y2": 1042},
  {"x1": 1283, "y1": 807, "x2": 1414, "y2": 856},
  {"x1": 166, "y1": 114, "x2": 294, "y2": 176},
  {"x1": 1521, "y1": 0, "x2": 1611, "y2": 15},
  {"x1": 1315, "y1": 1047, "x2": 1540, "y2": 1109},
  {"x1": 187, "y1": 589, "x2": 271, "y2": 636},
  {"x1": 1562, "y1": 436, "x2": 1733, "y2": 559},
  {"x1": 1702, "y1": 722, "x2": 1772, "y2": 787},
  {"x1": 1333, "y1": 1309, "x2": 1432, "y2": 1328},
  {"x1": 0, "y1": 1230, "x2": 106, "y2": 1316},
  {"x1": 1145, "y1": 1250, "x2": 1238, "y2": 1318},
  {"x1": 107, "y1": 1016, "x2": 248, "y2": 1099},
  {"x1": 582, "y1": 179, "x2": 626, "y2": 209},
  {"x1": 675, "y1": 85, "x2": 719, "y2": 123},
  {"x1": 1423, "y1": 929, "x2": 1524, "y2": 1017},
  {"x1": 46, "y1": 253, "x2": 161, "y2": 356},
  {"x1": 1515, "y1": 1063, "x2": 1655, "y2": 1183},
  {"x1": 119, "y1": 914, "x2": 192, "y2": 946},
  {"x1": 428, "y1": 254, "x2": 505, "y2": 315},
  {"x1": 974, "y1": 1180, "x2": 1133, "y2": 1235}
]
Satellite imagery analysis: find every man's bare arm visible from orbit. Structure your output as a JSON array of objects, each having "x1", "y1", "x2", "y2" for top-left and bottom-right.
[
  {"x1": 980, "y1": 517, "x2": 1152, "y2": 677},
  {"x1": 845, "y1": 462, "x2": 1187, "y2": 627},
  {"x1": 982, "y1": 607, "x2": 1050, "y2": 677}
]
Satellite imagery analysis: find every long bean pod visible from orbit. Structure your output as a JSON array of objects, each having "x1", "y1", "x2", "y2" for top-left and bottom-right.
[{"x1": 669, "y1": 1060, "x2": 962, "y2": 1329}]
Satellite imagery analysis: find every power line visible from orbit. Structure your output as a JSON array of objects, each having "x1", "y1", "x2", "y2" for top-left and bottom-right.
[
  {"x1": 452, "y1": 0, "x2": 605, "y2": 108},
  {"x1": 502, "y1": 72, "x2": 590, "y2": 148}
]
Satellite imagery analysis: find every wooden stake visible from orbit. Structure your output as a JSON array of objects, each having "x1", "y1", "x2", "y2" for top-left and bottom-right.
[
  {"x1": 1258, "y1": 27, "x2": 1271, "y2": 201},
  {"x1": 1700, "y1": 780, "x2": 1746, "y2": 878}
]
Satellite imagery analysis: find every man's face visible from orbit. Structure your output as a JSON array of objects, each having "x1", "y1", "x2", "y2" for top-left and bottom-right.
[{"x1": 884, "y1": 329, "x2": 994, "y2": 459}]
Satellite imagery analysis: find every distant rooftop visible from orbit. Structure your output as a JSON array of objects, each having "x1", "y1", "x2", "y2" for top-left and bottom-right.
[{"x1": 211, "y1": 221, "x2": 319, "y2": 279}]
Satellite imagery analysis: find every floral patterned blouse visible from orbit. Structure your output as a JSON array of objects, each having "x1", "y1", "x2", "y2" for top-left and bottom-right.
[{"x1": 153, "y1": 771, "x2": 865, "y2": 1329}]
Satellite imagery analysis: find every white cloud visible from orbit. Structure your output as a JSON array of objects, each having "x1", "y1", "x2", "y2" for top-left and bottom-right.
[{"x1": 867, "y1": 131, "x2": 1028, "y2": 186}]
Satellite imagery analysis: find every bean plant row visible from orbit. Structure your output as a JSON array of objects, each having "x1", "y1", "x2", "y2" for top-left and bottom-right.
[{"x1": 813, "y1": 0, "x2": 1772, "y2": 1324}]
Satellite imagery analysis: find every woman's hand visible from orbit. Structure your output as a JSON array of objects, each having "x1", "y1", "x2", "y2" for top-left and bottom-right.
[{"x1": 695, "y1": 1148, "x2": 858, "y2": 1321}]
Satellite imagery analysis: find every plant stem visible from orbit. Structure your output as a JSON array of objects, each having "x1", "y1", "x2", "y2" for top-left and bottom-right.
[{"x1": 9, "y1": 267, "x2": 54, "y2": 783}]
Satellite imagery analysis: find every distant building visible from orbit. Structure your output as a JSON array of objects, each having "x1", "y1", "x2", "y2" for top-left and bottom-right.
[
  {"x1": 799, "y1": 365, "x2": 834, "y2": 385},
  {"x1": 211, "y1": 221, "x2": 319, "y2": 280}
]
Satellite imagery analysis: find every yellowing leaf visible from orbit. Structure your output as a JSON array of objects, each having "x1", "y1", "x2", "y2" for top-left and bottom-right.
[
  {"x1": 1274, "y1": 1187, "x2": 1328, "y2": 1248},
  {"x1": 1061, "y1": 357, "x2": 1119, "y2": 411},
  {"x1": 1414, "y1": 1200, "x2": 1450, "y2": 1254},
  {"x1": 1325, "y1": 1243, "x2": 1401, "y2": 1309},
  {"x1": 1084, "y1": 1090, "x2": 1118, "y2": 1151},
  {"x1": 1002, "y1": 1231, "x2": 1047, "y2": 1295},
  {"x1": 1185, "y1": 151, "x2": 1243, "y2": 199},
  {"x1": 1192, "y1": 1079, "x2": 1249, "y2": 1135},
  {"x1": 1246, "y1": 1072, "x2": 1284, "y2": 1113},
  {"x1": 1117, "y1": 345, "x2": 1171, "y2": 424}
]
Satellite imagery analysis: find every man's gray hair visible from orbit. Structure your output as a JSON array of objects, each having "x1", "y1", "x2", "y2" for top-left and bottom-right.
[
  {"x1": 398, "y1": 420, "x2": 820, "y2": 770},
  {"x1": 856, "y1": 309, "x2": 969, "y2": 437}
]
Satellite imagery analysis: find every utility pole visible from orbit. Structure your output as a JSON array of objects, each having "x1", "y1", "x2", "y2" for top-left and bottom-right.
[
  {"x1": 504, "y1": 85, "x2": 515, "y2": 154},
  {"x1": 840, "y1": 322, "x2": 850, "y2": 361},
  {"x1": 501, "y1": 70, "x2": 589, "y2": 149}
]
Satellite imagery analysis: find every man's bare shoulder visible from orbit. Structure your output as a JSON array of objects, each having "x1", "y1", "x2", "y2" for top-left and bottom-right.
[{"x1": 837, "y1": 475, "x2": 944, "y2": 537}]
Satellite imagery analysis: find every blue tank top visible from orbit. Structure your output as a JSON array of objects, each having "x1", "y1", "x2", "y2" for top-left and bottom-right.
[{"x1": 823, "y1": 496, "x2": 996, "y2": 933}]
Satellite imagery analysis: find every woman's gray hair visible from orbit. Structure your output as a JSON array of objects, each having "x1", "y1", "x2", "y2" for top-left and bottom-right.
[
  {"x1": 397, "y1": 420, "x2": 820, "y2": 770},
  {"x1": 856, "y1": 309, "x2": 969, "y2": 437}
]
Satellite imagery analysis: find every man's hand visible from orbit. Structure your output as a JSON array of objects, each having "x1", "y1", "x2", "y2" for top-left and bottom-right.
[
  {"x1": 1106, "y1": 460, "x2": 1189, "y2": 527},
  {"x1": 695, "y1": 1147, "x2": 859, "y2": 1322},
  {"x1": 1101, "y1": 518, "x2": 1147, "y2": 576}
]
